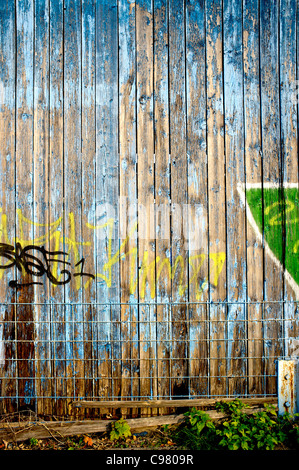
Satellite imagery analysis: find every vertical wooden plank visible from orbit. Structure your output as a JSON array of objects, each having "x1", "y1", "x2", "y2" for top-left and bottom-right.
[
  {"x1": 206, "y1": 0, "x2": 227, "y2": 397},
  {"x1": 33, "y1": 0, "x2": 51, "y2": 416},
  {"x1": 0, "y1": 0, "x2": 16, "y2": 414},
  {"x1": 49, "y1": 0, "x2": 65, "y2": 417},
  {"x1": 186, "y1": 0, "x2": 209, "y2": 398},
  {"x1": 223, "y1": 0, "x2": 247, "y2": 396},
  {"x1": 136, "y1": 0, "x2": 156, "y2": 414},
  {"x1": 15, "y1": 0, "x2": 35, "y2": 410},
  {"x1": 168, "y1": 0, "x2": 188, "y2": 399},
  {"x1": 243, "y1": 0, "x2": 264, "y2": 396},
  {"x1": 260, "y1": 0, "x2": 283, "y2": 394},
  {"x1": 279, "y1": 0, "x2": 299, "y2": 359},
  {"x1": 95, "y1": 0, "x2": 119, "y2": 410},
  {"x1": 153, "y1": 0, "x2": 171, "y2": 410},
  {"x1": 119, "y1": 0, "x2": 138, "y2": 415},
  {"x1": 64, "y1": 0, "x2": 83, "y2": 412},
  {"x1": 81, "y1": 0, "x2": 96, "y2": 414}
]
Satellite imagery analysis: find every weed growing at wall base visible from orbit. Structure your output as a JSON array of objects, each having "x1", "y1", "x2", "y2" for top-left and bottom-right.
[
  {"x1": 110, "y1": 417, "x2": 132, "y2": 442},
  {"x1": 173, "y1": 400, "x2": 299, "y2": 450}
]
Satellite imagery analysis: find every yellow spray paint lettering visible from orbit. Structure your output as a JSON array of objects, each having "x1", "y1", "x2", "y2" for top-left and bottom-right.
[{"x1": 0, "y1": 209, "x2": 226, "y2": 297}]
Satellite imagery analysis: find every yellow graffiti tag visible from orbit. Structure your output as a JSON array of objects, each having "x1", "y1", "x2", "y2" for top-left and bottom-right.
[{"x1": 0, "y1": 209, "x2": 226, "y2": 299}]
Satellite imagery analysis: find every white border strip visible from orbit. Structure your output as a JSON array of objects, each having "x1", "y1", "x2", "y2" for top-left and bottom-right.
[{"x1": 237, "y1": 182, "x2": 299, "y2": 299}]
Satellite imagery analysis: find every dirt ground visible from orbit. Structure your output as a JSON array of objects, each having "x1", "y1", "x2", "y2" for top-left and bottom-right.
[{"x1": 0, "y1": 427, "x2": 181, "y2": 451}]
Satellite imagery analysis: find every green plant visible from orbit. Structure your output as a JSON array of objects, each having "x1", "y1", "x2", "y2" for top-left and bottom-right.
[
  {"x1": 215, "y1": 401, "x2": 289, "y2": 450},
  {"x1": 174, "y1": 407, "x2": 218, "y2": 450},
  {"x1": 171, "y1": 400, "x2": 299, "y2": 451},
  {"x1": 215, "y1": 398, "x2": 250, "y2": 415},
  {"x1": 110, "y1": 417, "x2": 132, "y2": 441},
  {"x1": 214, "y1": 399, "x2": 253, "y2": 450},
  {"x1": 29, "y1": 437, "x2": 39, "y2": 447}
]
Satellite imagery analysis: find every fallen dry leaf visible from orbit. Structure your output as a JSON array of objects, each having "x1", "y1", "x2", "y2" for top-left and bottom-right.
[{"x1": 83, "y1": 435, "x2": 93, "y2": 447}]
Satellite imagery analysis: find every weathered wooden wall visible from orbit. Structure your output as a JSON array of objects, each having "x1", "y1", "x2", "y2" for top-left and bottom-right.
[{"x1": 0, "y1": 0, "x2": 298, "y2": 417}]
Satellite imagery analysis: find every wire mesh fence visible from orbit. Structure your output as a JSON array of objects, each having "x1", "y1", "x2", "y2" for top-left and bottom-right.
[{"x1": 0, "y1": 301, "x2": 298, "y2": 416}]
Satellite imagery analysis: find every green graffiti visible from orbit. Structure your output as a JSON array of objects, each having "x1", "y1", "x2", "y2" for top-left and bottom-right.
[{"x1": 246, "y1": 186, "x2": 299, "y2": 289}]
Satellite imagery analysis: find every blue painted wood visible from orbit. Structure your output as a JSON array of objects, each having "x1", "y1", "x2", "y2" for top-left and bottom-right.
[
  {"x1": 279, "y1": 0, "x2": 299, "y2": 361},
  {"x1": 118, "y1": 0, "x2": 138, "y2": 407},
  {"x1": 34, "y1": 0, "x2": 51, "y2": 415},
  {"x1": 168, "y1": 0, "x2": 188, "y2": 398},
  {"x1": 243, "y1": 0, "x2": 264, "y2": 396},
  {"x1": 63, "y1": 0, "x2": 84, "y2": 403},
  {"x1": 0, "y1": 0, "x2": 298, "y2": 415},
  {"x1": 223, "y1": 0, "x2": 247, "y2": 396},
  {"x1": 186, "y1": 0, "x2": 209, "y2": 397},
  {"x1": 96, "y1": 0, "x2": 119, "y2": 403},
  {"x1": 154, "y1": 0, "x2": 171, "y2": 405},
  {"x1": 15, "y1": 0, "x2": 35, "y2": 409},
  {"x1": 81, "y1": 0, "x2": 96, "y2": 409},
  {"x1": 0, "y1": 0, "x2": 16, "y2": 414},
  {"x1": 49, "y1": 0, "x2": 66, "y2": 417},
  {"x1": 136, "y1": 0, "x2": 156, "y2": 409},
  {"x1": 205, "y1": 0, "x2": 227, "y2": 397},
  {"x1": 260, "y1": 0, "x2": 284, "y2": 394}
]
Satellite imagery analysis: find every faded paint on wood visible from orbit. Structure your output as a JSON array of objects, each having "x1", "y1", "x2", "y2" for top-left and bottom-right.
[
  {"x1": 186, "y1": 0, "x2": 209, "y2": 398},
  {"x1": 136, "y1": 0, "x2": 156, "y2": 416},
  {"x1": 0, "y1": 0, "x2": 16, "y2": 414},
  {"x1": 81, "y1": 0, "x2": 96, "y2": 416},
  {"x1": 243, "y1": 0, "x2": 264, "y2": 396},
  {"x1": 223, "y1": 0, "x2": 247, "y2": 397},
  {"x1": 33, "y1": 0, "x2": 51, "y2": 416},
  {"x1": 169, "y1": 0, "x2": 188, "y2": 401},
  {"x1": 49, "y1": 0, "x2": 65, "y2": 417},
  {"x1": 118, "y1": 0, "x2": 138, "y2": 415},
  {"x1": 15, "y1": 0, "x2": 35, "y2": 410},
  {"x1": 280, "y1": 0, "x2": 299, "y2": 362},
  {"x1": 260, "y1": 0, "x2": 284, "y2": 395},
  {"x1": 0, "y1": 0, "x2": 298, "y2": 416},
  {"x1": 206, "y1": 0, "x2": 227, "y2": 397}
]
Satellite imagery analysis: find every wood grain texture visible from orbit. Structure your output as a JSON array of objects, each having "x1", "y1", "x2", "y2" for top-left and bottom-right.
[
  {"x1": 64, "y1": 0, "x2": 83, "y2": 411},
  {"x1": 186, "y1": 0, "x2": 209, "y2": 398},
  {"x1": 223, "y1": 0, "x2": 247, "y2": 397},
  {"x1": 168, "y1": 0, "x2": 188, "y2": 400},
  {"x1": 260, "y1": 0, "x2": 283, "y2": 395},
  {"x1": 15, "y1": 0, "x2": 35, "y2": 410},
  {"x1": 118, "y1": 0, "x2": 138, "y2": 416},
  {"x1": 49, "y1": 0, "x2": 65, "y2": 417},
  {"x1": 0, "y1": 0, "x2": 298, "y2": 416},
  {"x1": 136, "y1": 0, "x2": 156, "y2": 415},
  {"x1": 154, "y1": 0, "x2": 171, "y2": 413},
  {"x1": 95, "y1": 0, "x2": 119, "y2": 415},
  {"x1": 279, "y1": 0, "x2": 299, "y2": 360},
  {"x1": 0, "y1": 0, "x2": 16, "y2": 414},
  {"x1": 205, "y1": 0, "x2": 227, "y2": 397},
  {"x1": 33, "y1": 0, "x2": 51, "y2": 416},
  {"x1": 243, "y1": 0, "x2": 264, "y2": 396}
]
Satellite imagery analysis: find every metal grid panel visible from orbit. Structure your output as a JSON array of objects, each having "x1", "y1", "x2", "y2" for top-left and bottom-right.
[{"x1": 0, "y1": 301, "x2": 298, "y2": 413}]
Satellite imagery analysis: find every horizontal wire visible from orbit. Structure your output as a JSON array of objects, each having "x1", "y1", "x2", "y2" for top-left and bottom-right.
[
  {"x1": 0, "y1": 355, "x2": 283, "y2": 361},
  {"x1": 0, "y1": 318, "x2": 296, "y2": 323},
  {"x1": 0, "y1": 337, "x2": 289, "y2": 342},
  {"x1": 0, "y1": 300, "x2": 298, "y2": 306},
  {"x1": 0, "y1": 394, "x2": 278, "y2": 400},
  {"x1": 0, "y1": 374, "x2": 277, "y2": 380},
  {"x1": 0, "y1": 300, "x2": 294, "y2": 404}
]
